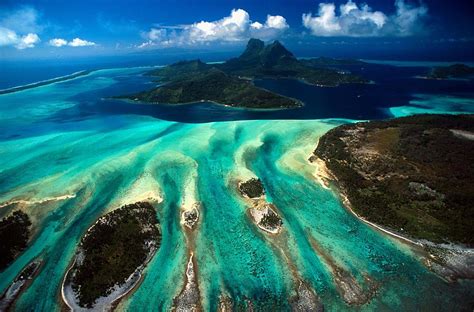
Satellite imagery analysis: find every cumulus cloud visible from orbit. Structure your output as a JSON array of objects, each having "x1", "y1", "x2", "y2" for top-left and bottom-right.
[
  {"x1": 138, "y1": 9, "x2": 289, "y2": 48},
  {"x1": 49, "y1": 38, "x2": 67, "y2": 47},
  {"x1": 302, "y1": 0, "x2": 428, "y2": 37},
  {"x1": 0, "y1": 6, "x2": 42, "y2": 49},
  {"x1": 264, "y1": 15, "x2": 289, "y2": 30},
  {"x1": 48, "y1": 37, "x2": 96, "y2": 47},
  {"x1": 0, "y1": 27, "x2": 40, "y2": 49},
  {"x1": 68, "y1": 38, "x2": 96, "y2": 47},
  {"x1": 15, "y1": 33, "x2": 40, "y2": 49},
  {"x1": 0, "y1": 27, "x2": 18, "y2": 46}
]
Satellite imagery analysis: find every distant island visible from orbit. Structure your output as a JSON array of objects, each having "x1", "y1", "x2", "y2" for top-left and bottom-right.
[
  {"x1": 313, "y1": 114, "x2": 474, "y2": 245},
  {"x1": 426, "y1": 64, "x2": 474, "y2": 79},
  {"x1": 130, "y1": 67, "x2": 301, "y2": 109},
  {"x1": 120, "y1": 38, "x2": 368, "y2": 109}
]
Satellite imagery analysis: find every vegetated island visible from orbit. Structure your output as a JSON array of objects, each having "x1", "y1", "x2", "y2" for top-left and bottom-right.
[
  {"x1": 239, "y1": 178, "x2": 283, "y2": 234},
  {"x1": 62, "y1": 202, "x2": 161, "y2": 309},
  {"x1": 313, "y1": 114, "x2": 474, "y2": 246},
  {"x1": 0, "y1": 260, "x2": 42, "y2": 310},
  {"x1": 129, "y1": 67, "x2": 300, "y2": 109},
  {"x1": 0, "y1": 210, "x2": 31, "y2": 271},
  {"x1": 239, "y1": 177, "x2": 265, "y2": 199},
  {"x1": 119, "y1": 38, "x2": 368, "y2": 109},
  {"x1": 426, "y1": 64, "x2": 474, "y2": 79},
  {"x1": 0, "y1": 70, "x2": 92, "y2": 95}
]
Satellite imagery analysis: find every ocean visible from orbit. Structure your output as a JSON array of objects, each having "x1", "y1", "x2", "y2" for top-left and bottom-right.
[{"x1": 0, "y1": 60, "x2": 473, "y2": 310}]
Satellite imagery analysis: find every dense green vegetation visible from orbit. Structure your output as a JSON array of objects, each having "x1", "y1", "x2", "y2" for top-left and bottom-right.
[
  {"x1": 239, "y1": 178, "x2": 265, "y2": 198},
  {"x1": 147, "y1": 60, "x2": 212, "y2": 82},
  {"x1": 218, "y1": 39, "x2": 368, "y2": 86},
  {"x1": 122, "y1": 38, "x2": 368, "y2": 108},
  {"x1": 71, "y1": 202, "x2": 161, "y2": 308},
  {"x1": 260, "y1": 210, "x2": 283, "y2": 229},
  {"x1": 130, "y1": 68, "x2": 300, "y2": 108},
  {"x1": 0, "y1": 211, "x2": 31, "y2": 271},
  {"x1": 427, "y1": 64, "x2": 474, "y2": 79},
  {"x1": 314, "y1": 114, "x2": 474, "y2": 245}
]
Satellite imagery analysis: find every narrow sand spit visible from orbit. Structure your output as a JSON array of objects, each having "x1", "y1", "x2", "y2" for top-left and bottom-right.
[
  {"x1": 172, "y1": 253, "x2": 202, "y2": 312},
  {"x1": 0, "y1": 194, "x2": 76, "y2": 208},
  {"x1": 109, "y1": 172, "x2": 163, "y2": 210},
  {"x1": 450, "y1": 129, "x2": 474, "y2": 140}
]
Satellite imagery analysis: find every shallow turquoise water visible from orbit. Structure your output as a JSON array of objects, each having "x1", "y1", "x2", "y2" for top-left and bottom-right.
[{"x1": 0, "y1": 67, "x2": 473, "y2": 311}]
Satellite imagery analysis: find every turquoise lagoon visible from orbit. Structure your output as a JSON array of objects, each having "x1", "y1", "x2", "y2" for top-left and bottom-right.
[{"x1": 0, "y1": 66, "x2": 473, "y2": 311}]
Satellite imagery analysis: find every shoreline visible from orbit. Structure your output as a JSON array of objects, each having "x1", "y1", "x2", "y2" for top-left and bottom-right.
[
  {"x1": 113, "y1": 94, "x2": 302, "y2": 111},
  {"x1": 0, "y1": 70, "x2": 93, "y2": 95},
  {"x1": 309, "y1": 152, "x2": 474, "y2": 281},
  {"x1": 0, "y1": 260, "x2": 42, "y2": 311},
  {"x1": 61, "y1": 246, "x2": 157, "y2": 311},
  {"x1": 309, "y1": 154, "x2": 425, "y2": 247}
]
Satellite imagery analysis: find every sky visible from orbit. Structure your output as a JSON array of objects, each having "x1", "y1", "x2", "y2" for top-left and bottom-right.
[{"x1": 0, "y1": 0, "x2": 473, "y2": 60}]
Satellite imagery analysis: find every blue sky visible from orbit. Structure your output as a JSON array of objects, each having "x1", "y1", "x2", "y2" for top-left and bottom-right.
[{"x1": 1, "y1": 0, "x2": 473, "y2": 60}]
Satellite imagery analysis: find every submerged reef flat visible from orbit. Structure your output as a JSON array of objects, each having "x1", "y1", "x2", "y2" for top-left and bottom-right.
[
  {"x1": 172, "y1": 253, "x2": 202, "y2": 312},
  {"x1": 289, "y1": 280, "x2": 324, "y2": 312},
  {"x1": 314, "y1": 114, "x2": 474, "y2": 245},
  {"x1": 62, "y1": 202, "x2": 161, "y2": 310},
  {"x1": 309, "y1": 236, "x2": 378, "y2": 305},
  {"x1": 0, "y1": 211, "x2": 31, "y2": 271}
]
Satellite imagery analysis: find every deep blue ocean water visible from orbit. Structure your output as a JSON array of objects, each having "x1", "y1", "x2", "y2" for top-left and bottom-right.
[{"x1": 2, "y1": 60, "x2": 470, "y2": 133}]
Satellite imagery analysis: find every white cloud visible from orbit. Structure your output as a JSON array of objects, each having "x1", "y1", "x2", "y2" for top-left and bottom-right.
[
  {"x1": 0, "y1": 27, "x2": 18, "y2": 46},
  {"x1": 48, "y1": 37, "x2": 96, "y2": 47},
  {"x1": 0, "y1": 27, "x2": 40, "y2": 49},
  {"x1": 138, "y1": 9, "x2": 289, "y2": 48},
  {"x1": 49, "y1": 38, "x2": 67, "y2": 47},
  {"x1": 16, "y1": 33, "x2": 40, "y2": 49},
  {"x1": 187, "y1": 9, "x2": 250, "y2": 42},
  {"x1": 68, "y1": 38, "x2": 96, "y2": 47},
  {"x1": 392, "y1": 0, "x2": 428, "y2": 35},
  {"x1": 250, "y1": 22, "x2": 263, "y2": 30},
  {"x1": 302, "y1": 0, "x2": 427, "y2": 37},
  {"x1": 0, "y1": 6, "x2": 43, "y2": 34},
  {"x1": 146, "y1": 28, "x2": 167, "y2": 41},
  {"x1": 265, "y1": 15, "x2": 289, "y2": 30},
  {"x1": 0, "y1": 7, "x2": 42, "y2": 49}
]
